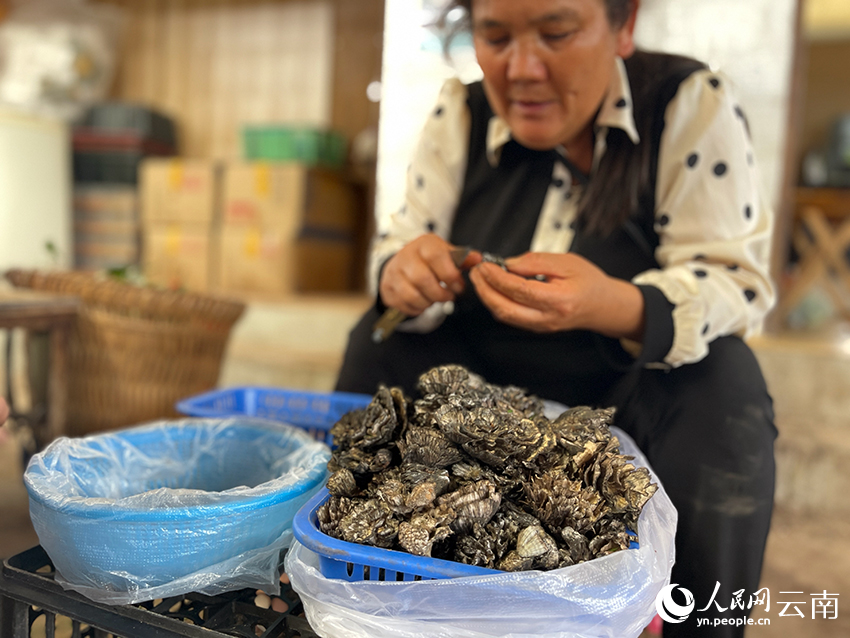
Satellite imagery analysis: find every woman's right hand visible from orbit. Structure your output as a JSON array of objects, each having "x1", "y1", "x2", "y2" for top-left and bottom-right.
[{"x1": 379, "y1": 234, "x2": 473, "y2": 317}]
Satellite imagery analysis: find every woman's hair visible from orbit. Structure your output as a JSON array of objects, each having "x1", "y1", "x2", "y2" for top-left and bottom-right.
[
  {"x1": 439, "y1": 0, "x2": 634, "y2": 52},
  {"x1": 437, "y1": 0, "x2": 644, "y2": 237}
]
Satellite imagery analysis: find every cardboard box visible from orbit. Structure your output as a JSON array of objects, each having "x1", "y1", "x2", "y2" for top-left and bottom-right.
[
  {"x1": 140, "y1": 159, "x2": 219, "y2": 226},
  {"x1": 217, "y1": 226, "x2": 354, "y2": 295},
  {"x1": 222, "y1": 163, "x2": 358, "y2": 233},
  {"x1": 143, "y1": 223, "x2": 212, "y2": 292},
  {"x1": 296, "y1": 234, "x2": 355, "y2": 292},
  {"x1": 74, "y1": 185, "x2": 138, "y2": 221},
  {"x1": 73, "y1": 185, "x2": 140, "y2": 269},
  {"x1": 216, "y1": 162, "x2": 363, "y2": 295},
  {"x1": 218, "y1": 226, "x2": 294, "y2": 295}
]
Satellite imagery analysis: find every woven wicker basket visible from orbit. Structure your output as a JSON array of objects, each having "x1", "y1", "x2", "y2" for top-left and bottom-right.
[{"x1": 5, "y1": 269, "x2": 245, "y2": 436}]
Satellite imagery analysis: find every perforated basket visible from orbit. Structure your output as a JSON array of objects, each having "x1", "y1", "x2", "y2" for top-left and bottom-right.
[
  {"x1": 293, "y1": 488, "x2": 500, "y2": 581},
  {"x1": 176, "y1": 387, "x2": 372, "y2": 446},
  {"x1": 293, "y1": 488, "x2": 641, "y2": 582}
]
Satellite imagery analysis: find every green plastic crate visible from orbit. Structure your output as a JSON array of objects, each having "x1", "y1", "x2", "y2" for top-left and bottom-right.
[{"x1": 243, "y1": 127, "x2": 347, "y2": 168}]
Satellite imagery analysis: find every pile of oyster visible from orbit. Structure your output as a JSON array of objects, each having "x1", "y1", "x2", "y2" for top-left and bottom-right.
[{"x1": 318, "y1": 365, "x2": 657, "y2": 572}]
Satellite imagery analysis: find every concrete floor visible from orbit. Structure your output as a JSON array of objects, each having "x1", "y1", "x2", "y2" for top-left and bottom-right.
[{"x1": 2, "y1": 296, "x2": 850, "y2": 636}]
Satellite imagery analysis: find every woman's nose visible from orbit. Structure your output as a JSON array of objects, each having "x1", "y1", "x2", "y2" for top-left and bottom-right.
[{"x1": 506, "y1": 43, "x2": 547, "y2": 81}]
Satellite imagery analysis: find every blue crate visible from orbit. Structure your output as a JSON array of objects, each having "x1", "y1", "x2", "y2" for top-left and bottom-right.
[
  {"x1": 176, "y1": 387, "x2": 373, "y2": 446},
  {"x1": 293, "y1": 487, "x2": 501, "y2": 581},
  {"x1": 293, "y1": 488, "x2": 640, "y2": 582}
]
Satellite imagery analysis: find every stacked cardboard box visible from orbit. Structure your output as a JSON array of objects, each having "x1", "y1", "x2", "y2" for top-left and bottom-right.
[
  {"x1": 74, "y1": 186, "x2": 139, "y2": 270},
  {"x1": 218, "y1": 163, "x2": 359, "y2": 295},
  {"x1": 140, "y1": 159, "x2": 219, "y2": 292}
]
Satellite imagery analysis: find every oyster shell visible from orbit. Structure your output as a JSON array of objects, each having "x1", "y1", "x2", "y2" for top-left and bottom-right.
[
  {"x1": 401, "y1": 463, "x2": 451, "y2": 510},
  {"x1": 417, "y1": 364, "x2": 486, "y2": 397},
  {"x1": 437, "y1": 479, "x2": 501, "y2": 534},
  {"x1": 331, "y1": 385, "x2": 407, "y2": 449},
  {"x1": 337, "y1": 499, "x2": 399, "y2": 548},
  {"x1": 328, "y1": 446, "x2": 394, "y2": 476},
  {"x1": 498, "y1": 550, "x2": 533, "y2": 572},
  {"x1": 326, "y1": 468, "x2": 359, "y2": 497},
  {"x1": 318, "y1": 364, "x2": 658, "y2": 572},
  {"x1": 397, "y1": 426, "x2": 463, "y2": 468},
  {"x1": 398, "y1": 512, "x2": 453, "y2": 557},
  {"x1": 516, "y1": 525, "x2": 560, "y2": 570}
]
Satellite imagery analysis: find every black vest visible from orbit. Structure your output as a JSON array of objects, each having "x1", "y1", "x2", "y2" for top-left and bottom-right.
[{"x1": 445, "y1": 51, "x2": 705, "y2": 406}]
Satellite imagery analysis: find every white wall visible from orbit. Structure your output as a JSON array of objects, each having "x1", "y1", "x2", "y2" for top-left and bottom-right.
[
  {"x1": 0, "y1": 109, "x2": 72, "y2": 271},
  {"x1": 633, "y1": 0, "x2": 798, "y2": 210},
  {"x1": 376, "y1": 0, "x2": 798, "y2": 220},
  {"x1": 376, "y1": 0, "x2": 480, "y2": 224}
]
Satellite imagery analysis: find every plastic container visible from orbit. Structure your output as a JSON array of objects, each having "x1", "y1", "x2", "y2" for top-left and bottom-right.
[
  {"x1": 79, "y1": 102, "x2": 177, "y2": 150},
  {"x1": 286, "y1": 426, "x2": 675, "y2": 638},
  {"x1": 242, "y1": 126, "x2": 347, "y2": 168},
  {"x1": 0, "y1": 545, "x2": 320, "y2": 638},
  {"x1": 24, "y1": 418, "x2": 331, "y2": 604},
  {"x1": 176, "y1": 387, "x2": 373, "y2": 446},
  {"x1": 73, "y1": 149, "x2": 147, "y2": 183},
  {"x1": 292, "y1": 488, "x2": 638, "y2": 582}
]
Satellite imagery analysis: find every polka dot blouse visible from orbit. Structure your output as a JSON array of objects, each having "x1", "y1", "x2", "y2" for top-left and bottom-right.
[{"x1": 370, "y1": 58, "x2": 775, "y2": 368}]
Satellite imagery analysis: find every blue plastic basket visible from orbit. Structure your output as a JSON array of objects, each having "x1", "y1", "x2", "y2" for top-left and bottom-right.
[
  {"x1": 176, "y1": 387, "x2": 373, "y2": 446},
  {"x1": 293, "y1": 487, "x2": 501, "y2": 581},
  {"x1": 293, "y1": 488, "x2": 640, "y2": 582}
]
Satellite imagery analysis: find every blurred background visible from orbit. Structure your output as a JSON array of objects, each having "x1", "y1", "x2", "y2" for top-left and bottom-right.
[{"x1": 0, "y1": 0, "x2": 848, "y2": 636}]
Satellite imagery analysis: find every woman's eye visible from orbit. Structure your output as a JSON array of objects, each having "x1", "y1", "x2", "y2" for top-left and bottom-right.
[
  {"x1": 543, "y1": 32, "x2": 573, "y2": 42},
  {"x1": 486, "y1": 35, "x2": 510, "y2": 47}
]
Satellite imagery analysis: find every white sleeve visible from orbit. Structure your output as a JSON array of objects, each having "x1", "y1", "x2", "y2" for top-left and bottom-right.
[
  {"x1": 368, "y1": 78, "x2": 471, "y2": 333},
  {"x1": 632, "y1": 69, "x2": 775, "y2": 366}
]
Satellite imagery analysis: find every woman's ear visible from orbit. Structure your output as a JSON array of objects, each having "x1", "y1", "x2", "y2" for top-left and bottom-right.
[{"x1": 615, "y1": 0, "x2": 640, "y2": 59}]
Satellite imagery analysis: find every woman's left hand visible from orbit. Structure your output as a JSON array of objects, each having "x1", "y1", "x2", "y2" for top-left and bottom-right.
[{"x1": 469, "y1": 252, "x2": 646, "y2": 341}]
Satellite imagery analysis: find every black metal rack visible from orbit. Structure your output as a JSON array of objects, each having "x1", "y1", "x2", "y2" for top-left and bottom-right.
[{"x1": 0, "y1": 546, "x2": 318, "y2": 638}]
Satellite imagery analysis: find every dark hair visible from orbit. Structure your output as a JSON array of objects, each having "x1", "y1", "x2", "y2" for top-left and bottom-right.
[
  {"x1": 437, "y1": 0, "x2": 640, "y2": 236},
  {"x1": 438, "y1": 0, "x2": 634, "y2": 52}
]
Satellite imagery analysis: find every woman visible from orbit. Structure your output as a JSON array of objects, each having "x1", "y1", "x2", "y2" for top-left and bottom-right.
[{"x1": 337, "y1": 1, "x2": 777, "y2": 635}]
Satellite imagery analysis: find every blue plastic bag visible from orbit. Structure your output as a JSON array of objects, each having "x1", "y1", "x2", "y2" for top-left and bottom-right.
[{"x1": 25, "y1": 417, "x2": 330, "y2": 604}]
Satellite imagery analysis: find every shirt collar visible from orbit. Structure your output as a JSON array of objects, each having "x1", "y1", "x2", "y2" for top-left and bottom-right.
[{"x1": 484, "y1": 56, "x2": 640, "y2": 167}]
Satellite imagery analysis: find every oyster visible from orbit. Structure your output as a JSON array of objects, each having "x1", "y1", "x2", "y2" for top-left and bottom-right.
[
  {"x1": 454, "y1": 522, "x2": 498, "y2": 567},
  {"x1": 328, "y1": 446, "x2": 394, "y2": 476},
  {"x1": 481, "y1": 252, "x2": 508, "y2": 270},
  {"x1": 369, "y1": 472, "x2": 411, "y2": 515},
  {"x1": 401, "y1": 463, "x2": 451, "y2": 510},
  {"x1": 437, "y1": 479, "x2": 501, "y2": 534},
  {"x1": 337, "y1": 499, "x2": 399, "y2": 548},
  {"x1": 398, "y1": 512, "x2": 453, "y2": 557},
  {"x1": 433, "y1": 400, "x2": 555, "y2": 471},
  {"x1": 417, "y1": 364, "x2": 486, "y2": 397},
  {"x1": 397, "y1": 425, "x2": 463, "y2": 468},
  {"x1": 559, "y1": 526, "x2": 591, "y2": 565},
  {"x1": 317, "y1": 364, "x2": 658, "y2": 572},
  {"x1": 326, "y1": 468, "x2": 359, "y2": 497},
  {"x1": 331, "y1": 385, "x2": 407, "y2": 449},
  {"x1": 498, "y1": 550, "x2": 533, "y2": 572},
  {"x1": 516, "y1": 525, "x2": 560, "y2": 570},
  {"x1": 317, "y1": 495, "x2": 354, "y2": 539}
]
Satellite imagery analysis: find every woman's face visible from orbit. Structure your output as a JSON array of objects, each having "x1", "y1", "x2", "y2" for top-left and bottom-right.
[{"x1": 471, "y1": 0, "x2": 637, "y2": 151}]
